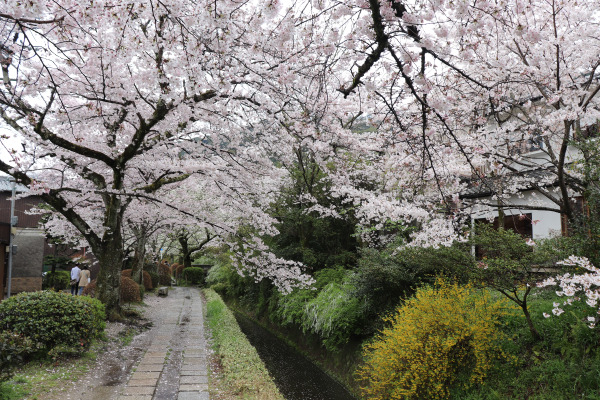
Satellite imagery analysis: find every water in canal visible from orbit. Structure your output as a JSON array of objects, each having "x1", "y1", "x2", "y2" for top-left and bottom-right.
[{"x1": 234, "y1": 312, "x2": 357, "y2": 400}]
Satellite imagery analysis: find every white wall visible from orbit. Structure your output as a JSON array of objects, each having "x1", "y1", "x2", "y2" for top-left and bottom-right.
[{"x1": 470, "y1": 190, "x2": 563, "y2": 239}]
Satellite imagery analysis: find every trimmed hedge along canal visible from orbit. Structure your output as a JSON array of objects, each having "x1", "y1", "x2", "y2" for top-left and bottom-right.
[{"x1": 233, "y1": 312, "x2": 356, "y2": 400}]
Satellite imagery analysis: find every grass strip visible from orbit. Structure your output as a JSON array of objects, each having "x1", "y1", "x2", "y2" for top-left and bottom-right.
[{"x1": 204, "y1": 288, "x2": 284, "y2": 400}]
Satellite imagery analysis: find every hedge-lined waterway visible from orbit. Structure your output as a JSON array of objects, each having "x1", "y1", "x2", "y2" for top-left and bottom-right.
[{"x1": 234, "y1": 312, "x2": 357, "y2": 400}]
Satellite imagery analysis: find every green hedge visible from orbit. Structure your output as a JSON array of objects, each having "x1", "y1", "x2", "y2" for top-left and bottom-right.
[
  {"x1": 0, "y1": 331, "x2": 36, "y2": 382},
  {"x1": 204, "y1": 289, "x2": 284, "y2": 399},
  {"x1": 0, "y1": 291, "x2": 105, "y2": 351},
  {"x1": 147, "y1": 271, "x2": 160, "y2": 289},
  {"x1": 182, "y1": 267, "x2": 205, "y2": 286},
  {"x1": 42, "y1": 271, "x2": 71, "y2": 291}
]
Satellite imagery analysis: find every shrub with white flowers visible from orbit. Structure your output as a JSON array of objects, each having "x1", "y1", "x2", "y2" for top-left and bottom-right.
[{"x1": 538, "y1": 256, "x2": 600, "y2": 328}]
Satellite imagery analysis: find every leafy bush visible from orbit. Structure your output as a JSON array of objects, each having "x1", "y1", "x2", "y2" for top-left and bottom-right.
[
  {"x1": 42, "y1": 271, "x2": 71, "y2": 291},
  {"x1": 158, "y1": 263, "x2": 172, "y2": 286},
  {"x1": 469, "y1": 224, "x2": 556, "y2": 340},
  {"x1": 352, "y1": 245, "x2": 473, "y2": 335},
  {"x1": 147, "y1": 271, "x2": 159, "y2": 289},
  {"x1": 302, "y1": 279, "x2": 363, "y2": 351},
  {"x1": 210, "y1": 282, "x2": 231, "y2": 295},
  {"x1": 0, "y1": 331, "x2": 36, "y2": 382},
  {"x1": 206, "y1": 260, "x2": 243, "y2": 299},
  {"x1": 358, "y1": 281, "x2": 509, "y2": 400},
  {"x1": 0, "y1": 291, "x2": 105, "y2": 351},
  {"x1": 121, "y1": 269, "x2": 153, "y2": 290},
  {"x1": 121, "y1": 276, "x2": 141, "y2": 303},
  {"x1": 182, "y1": 267, "x2": 205, "y2": 285},
  {"x1": 272, "y1": 287, "x2": 316, "y2": 327},
  {"x1": 206, "y1": 262, "x2": 235, "y2": 286}
]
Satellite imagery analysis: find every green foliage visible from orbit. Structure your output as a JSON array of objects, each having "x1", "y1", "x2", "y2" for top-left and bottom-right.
[
  {"x1": 42, "y1": 270, "x2": 71, "y2": 291},
  {"x1": 313, "y1": 266, "x2": 347, "y2": 290},
  {"x1": 266, "y1": 150, "x2": 359, "y2": 271},
  {"x1": 182, "y1": 267, "x2": 206, "y2": 286},
  {"x1": 204, "y1": 288, "x2": 284, "y2": 399},
  {"x1": 302, "y1": 279, "x2": 363, "y2": 351},
  {"x1": 272, "y1": 287, "x2": 316, "y2": 327},
  {"x1": 146, "y1": 271, "x2": 159, "y2": 289},
  {"x1": 351, "y1": 245, "x2": 473, "y2": 334},
  {"x1": 461, "y1": 288, "x2": 600, "y2": 399},
  {"x1": 271, "y1": 266, "x2": 347, "y2": 328},
  {"x1": 0, "y1": 381, "x2": 27, "y2": 400},
  {"x1": 358, "y1": 281, "x2": 510, "y2": 400},
  {"x1": 0, "y1": 331, "x2": 36, "y2": 382},
  {"x1": 0, "y1": 291, "x2": 105, "y2": 351},
  {"x1": 206, "y1": 256, "x2": 243, "y2": 299},
  {"x1": 469, "y1": 224, "x2": 556, "y2": 339},
  {"x1": 206, "y1": 262, "x2": 232, "y2": 286}
]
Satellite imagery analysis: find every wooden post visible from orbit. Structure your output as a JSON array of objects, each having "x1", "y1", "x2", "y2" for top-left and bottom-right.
[{"x1": 0, "y1": 244, "x2": 6, "y2": 300}]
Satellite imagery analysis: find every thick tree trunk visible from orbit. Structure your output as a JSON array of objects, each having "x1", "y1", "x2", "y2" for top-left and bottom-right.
[
  {"x1": 94, "y1": 195, "x2": 125, "y2": 319},
  {"x1": 131, "y1": 225, "x2": 148, "y2": 285},
  {"x1": 178, "y1": 234, "x2": 191, "y2": 269},
  {"x1": 183, "y1": 251, "x2": 192, "y2": 269},
  {"x1": 95, "y1": 240, "x2": 124, "y2": 319}
]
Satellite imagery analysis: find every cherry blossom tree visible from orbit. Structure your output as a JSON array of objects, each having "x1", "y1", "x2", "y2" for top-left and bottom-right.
[
  {"x1": 539, "y1": 256, "x2": 600, "y2": 328},
  {"x1": 3, "y1": 0, "x2": 600, "y2": 316},
  {"x1": 298, "y1": 0, "x2": 600, "y2": 243},
  {"x1": 0, "y1": 0, "x2": 316, "y2": 314}
]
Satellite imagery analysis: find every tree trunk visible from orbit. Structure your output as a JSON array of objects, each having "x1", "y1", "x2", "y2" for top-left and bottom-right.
[
  {"x1": 131, "y1": 225, "x2": 148, "y2": 285},
  {"x1": 521, "y1": 288, "x2": 542, "y2": 341},
  {"x1": 94, "y1": 196, "x2": 125, "y2": 319},
  {"x1": 95, "y1": 240, "x2": 124, "y2": 319},
  {"x1": 178, "y1": 233, "x2": 191, "y2": 269}
]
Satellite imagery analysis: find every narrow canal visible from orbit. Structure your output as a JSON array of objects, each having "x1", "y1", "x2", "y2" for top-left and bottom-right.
[{"x1": 234, "y1": 312, "x2": 357, "y2": 400}]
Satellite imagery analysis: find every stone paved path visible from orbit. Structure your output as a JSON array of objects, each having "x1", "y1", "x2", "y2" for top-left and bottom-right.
[{"x1": 119, "y1": 286, "x2": 209, "y2": 400}]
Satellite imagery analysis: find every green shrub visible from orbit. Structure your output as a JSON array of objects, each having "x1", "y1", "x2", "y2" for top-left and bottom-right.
[
  {"x1": 147, "y1": 271, "x2": 159, "y2": 289},
  {"x1": 42, "y1": 271, "x2": 70, "y2": 291},
  {"x1": 0, "y1": 291, "x2": 105, "y2": 351},
  {"x1": 182, "y1": 267, "x2": 205, "y2": 285},
  {"x1": 272, "y1": 287, "x2": 316, "y2": 326},
  {"x1": 0, "y1": 331, "x2": 36, "y2": 382},
  {"x1": 352, "y1": 245, "x2": 473, "y2": 335},
  {"x1": 314, "y1": 265, "x2": 347, "y2": 290},
  {"x1": 302, "y1": 279, "x2": 363, "y2": 351}
]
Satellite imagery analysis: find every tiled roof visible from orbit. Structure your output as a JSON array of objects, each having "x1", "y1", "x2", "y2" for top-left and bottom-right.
[{"x1": 460, "y1": 169, "x2": 556, "y2": 199}]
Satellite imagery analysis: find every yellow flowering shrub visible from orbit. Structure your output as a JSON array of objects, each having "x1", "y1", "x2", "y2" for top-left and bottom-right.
[{"x1": 358, "y1": 281, "x2": 510, "y2": 400}]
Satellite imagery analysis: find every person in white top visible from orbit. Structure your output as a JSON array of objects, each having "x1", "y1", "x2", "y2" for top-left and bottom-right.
[{"x1": 70, "y1": 265, "x2": 81, "y2": 295}]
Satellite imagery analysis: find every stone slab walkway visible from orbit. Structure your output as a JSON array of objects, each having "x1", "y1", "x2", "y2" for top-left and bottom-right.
[{"x1": 119, "y1": 286, "x2": 209, "y2": 400}]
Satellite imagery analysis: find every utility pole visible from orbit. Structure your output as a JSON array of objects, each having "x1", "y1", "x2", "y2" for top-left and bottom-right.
[{"x1": 6, "y1": 179, "x2": 16, "y2": 298}]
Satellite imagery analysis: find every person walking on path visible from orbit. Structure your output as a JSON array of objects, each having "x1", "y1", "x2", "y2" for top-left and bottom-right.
[
  {"x1": 78, "y1": 266, "x2": 90, "y2": 295},
  {"x1": 70, "y1": 264, "x2": 81, "y2": 295}
]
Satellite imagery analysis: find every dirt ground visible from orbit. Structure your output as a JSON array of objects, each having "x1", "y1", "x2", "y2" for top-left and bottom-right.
[{"x1": 46, "y1": 296, "x2": 161, "y2": 400}]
